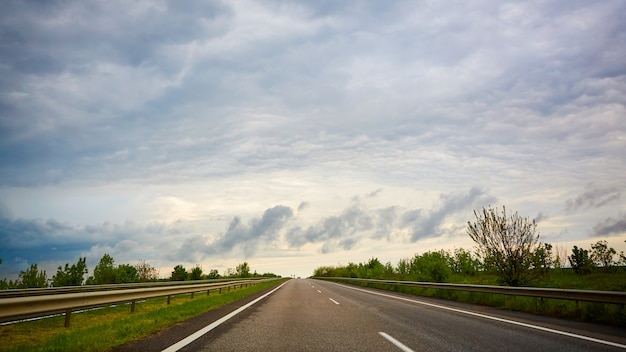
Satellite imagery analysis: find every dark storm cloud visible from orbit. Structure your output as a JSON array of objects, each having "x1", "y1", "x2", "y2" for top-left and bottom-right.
[
  {"x1": 0, "y1": 209, "x2": 179, "y2": 279},
  {"x1": 591, "y1": 214, "x2": 626, "y2": 237}
]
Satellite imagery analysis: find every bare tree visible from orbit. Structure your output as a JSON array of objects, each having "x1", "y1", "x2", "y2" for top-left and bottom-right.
[
  {"x1": 135, "y1": 260, "x2": 159, "y2": 282},
  {"x1": 552, "y1": 243, "x2": 569, "y2": 269},
  {"x1": 467, "y1": 205, "x2": 540, "y2": 286}
]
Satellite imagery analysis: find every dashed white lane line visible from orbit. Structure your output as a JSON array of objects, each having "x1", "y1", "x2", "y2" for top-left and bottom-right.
[
  {"x1": 161, "y1": 281, "x2": 289, "y2": 352},
  {"x1": 317, "y1": 290, "x2": 322, "y2": 293},
  {"x1": 379, "y1": 332, "x2": 415, "y2": 352},
  {"x1": 329, "y1": 298, "x2": 340, "y2": 305}
]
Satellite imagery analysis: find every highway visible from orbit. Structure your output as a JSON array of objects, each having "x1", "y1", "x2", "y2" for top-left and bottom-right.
[{"x1": 115, "y1": 279, "x2": 626, "y2": 352}]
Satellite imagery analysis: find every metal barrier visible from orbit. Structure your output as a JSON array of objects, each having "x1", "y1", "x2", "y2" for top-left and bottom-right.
[
  {"x1": 313, "y1": 277, "x2": 626, "y2": 305},
  {"x1": 0, "y1": 277, "x2": 264, "y2": 298},
  {"x1": 0, "y1": 278, "x2": 279, "y2": 327}
]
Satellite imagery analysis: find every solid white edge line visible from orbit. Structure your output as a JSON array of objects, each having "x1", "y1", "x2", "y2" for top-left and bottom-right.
[
  {"x1": 329, "y1": 298, "x2": 340, "y2": 305},
  {"x1": 161, "y1": 280, "x2": 289, "y2": 352},
  {"x1": 379, "y1": 332, "x2": 415, "y2": 352},
  {"x1": 337, "y1": 283, "x2": 626, "y2": 350}
]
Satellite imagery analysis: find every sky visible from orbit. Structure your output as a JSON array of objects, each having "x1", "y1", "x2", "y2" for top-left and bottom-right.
[{"x1": 1, "y1": 0, "x2": 625, "y2": 280}]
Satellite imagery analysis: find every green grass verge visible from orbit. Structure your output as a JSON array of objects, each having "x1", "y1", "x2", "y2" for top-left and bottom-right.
[{"x1": 0, "y1": 279, "x2": 288, "y2": 352}]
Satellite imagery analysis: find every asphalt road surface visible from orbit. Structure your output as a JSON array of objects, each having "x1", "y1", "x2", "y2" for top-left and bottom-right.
[{"x1": 116, "y1": 279, "x2": 626, "y2": 352}]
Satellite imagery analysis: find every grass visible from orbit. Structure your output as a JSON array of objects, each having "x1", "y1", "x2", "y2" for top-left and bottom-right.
[
  {"x1": 0, "y1": 279, "x2": 287, "y2": 352},
  {"x1": 332, "y1": 269, "x2": 626, "y2": 326}
]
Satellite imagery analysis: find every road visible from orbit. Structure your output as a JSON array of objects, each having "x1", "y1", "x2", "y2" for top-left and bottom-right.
[{"x1": 117, "y1": 279, "x2": 626, "y2": 352}]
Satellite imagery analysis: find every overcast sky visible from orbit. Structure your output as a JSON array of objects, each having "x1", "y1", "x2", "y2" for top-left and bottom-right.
[{"x1": 1, "y1": 0, "x2": 625, "y2": 280}]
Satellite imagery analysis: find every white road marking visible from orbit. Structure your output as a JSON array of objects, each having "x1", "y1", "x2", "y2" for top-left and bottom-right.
[
  {"x1": 379, "y1": 332, "x2": 415, "y2": 352},
  {"x1": 161, "y1": 281, "x2": 289, "y2": 352},
  {"x1": 329, "y1": 298, "x2": 340, "y2": 305},
  {"x1": 337, "y1": 283, "x2": 626, "y2": 350},
  {"x1": 317, "y1": 290, "x2": 322, "y2": 293}
]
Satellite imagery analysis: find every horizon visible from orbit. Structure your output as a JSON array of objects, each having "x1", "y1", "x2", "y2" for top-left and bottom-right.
[{"x1": 1, "y1": 1, "x2": 625, "y2": 281}]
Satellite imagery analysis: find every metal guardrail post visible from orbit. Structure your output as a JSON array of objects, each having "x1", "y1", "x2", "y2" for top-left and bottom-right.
[{"x1": 64, "y1": 309, "x2": 71, "y2": 328}]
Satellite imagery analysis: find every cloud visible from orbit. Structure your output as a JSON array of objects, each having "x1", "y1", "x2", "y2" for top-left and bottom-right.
[
  {"x1": 285, "y1": 187, "x2": 494, "y2": 252},
  {"x1": 286, "y1": 202, "x2": 374, "y2": 250},
  {"x1": 534, "y1": 212, "x2": 548, "y2": 223},
  {"x1": 297, "y1": 202, "x2": 309, "y2": 212},
  {"x1": 591, "y1": 214, "x2": 626, "y2": 237},
  {"x1": 0, "y1": 211, "x2": 182, "y2": 279},
  {"x1": 0, "y1": 0, "x2": 625, "y2": 279},
  {"x1": 404, "y1": 187, "x2": 495, "y2": 242},
  {"x1": 176, "y1": 205, "x2": 294, "y2": 261},
  {"x1": 367, "y1": 188, "x2": 383, "y2": 198},
  {"x1": 565, "y1": 184, "x2": 622, "y2": 213}
]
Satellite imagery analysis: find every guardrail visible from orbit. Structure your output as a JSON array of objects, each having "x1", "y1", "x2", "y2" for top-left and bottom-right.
[
  {"x1": 0, "y1": 277, "x2": 266, "y2": 298},
  {"x1": 0, "y1": 278, "x2": 280, "y2": 327},
  {"x1": 313, "y1": 277, "x2": 626, "y2": 305}
]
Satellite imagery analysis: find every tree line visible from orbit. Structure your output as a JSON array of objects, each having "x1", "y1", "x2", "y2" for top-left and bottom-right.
[
  {"x1": 0, "y1": 254, "x2": 278, "y2": 289},
  {"x1": 315, "y1": 206, "x2": 626, "y2": 286}
]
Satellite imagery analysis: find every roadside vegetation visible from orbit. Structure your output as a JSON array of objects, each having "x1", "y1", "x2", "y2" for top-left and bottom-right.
[
  {"x1": 0, "y1": 278, "x2": 287, "y2": 352},
  {"x1": 314, "y1": 205, "x2": 626, "y2": 325},
  {"x1": 0, "y1": 254, "x2": 278, "y2": 289}
]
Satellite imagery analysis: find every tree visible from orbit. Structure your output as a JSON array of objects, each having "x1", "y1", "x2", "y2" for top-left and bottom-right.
[
  {"x1": 52, "y1": 257, "x2": 88, "y2": 287},
  {"x1": 531, "y1": 243, "x2": 554, "y2": 277},
  {"x1": 171, "y1": 264, "x2": 188, "y2": 281},
  {"x1": 450, "y1": 248, "x2": 481, "y2": 275},
  {"x1": 135, "y1": 260, "x2": 159, "y2": 282},
  {"x1": 411, "y1": 251, "x2": 451, "y2": 282},
  {"x1": 553, "y1": 243, "x2": 569, "y2": 269},
  {"x1": 190, "y1": 265, "x2": 203, "y2": 280},
  {"x1": 361, "y1": 257, "x2": 384, "y2": 278},
  {"x1": 236, "y1": 262, "x2": 250, "y2": 278},
  {"x1": 569, "y1": 246, "x2": 596, "y2": 274},
  {"x1": 206, "y1": 269, "x2": 220, "y2": 279},
  {"x1": 18, "y1": 264, "x2": 48, "y2": 288},
  {"x1": 116, "y1": 264, "x2": 139, "y2": 283},
  {"x1": 467, "y1": 205, "x2": 541, "y2": 286},
  {"x1": 396, "y1": 258, "x2": 411, "y2": 277},
  {"x1": 90, "y1": 254, "x2": 117, "y2": 284},
  {"x1": 590, "y1": 240, "x2": 616, "y2": 270}
]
